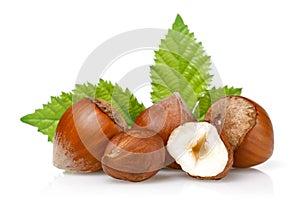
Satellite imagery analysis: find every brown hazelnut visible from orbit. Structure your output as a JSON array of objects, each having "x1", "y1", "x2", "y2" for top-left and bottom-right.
[
  {"x1": 53, "y1": 98, "x2": 127, "y2": 172},
  {"x1": 101, "y1": 128, "x2": 165, "y2": 182},
  {"x1": 133, "y1": 92, "x2": 196, "y2": 168},
  {"x1": 205, "y1": 95, "x2": 274, "y2": 168}
]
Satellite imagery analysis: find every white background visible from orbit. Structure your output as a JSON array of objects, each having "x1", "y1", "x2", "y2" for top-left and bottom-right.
[{"x1": 0, "y1": 0, "x2": 299, "y2": 199}]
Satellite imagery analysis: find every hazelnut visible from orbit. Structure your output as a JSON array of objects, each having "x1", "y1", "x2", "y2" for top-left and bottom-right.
[
  {"x1": 53, "y1": 98, "x2": 127, "y2": 172},
  {"x1": 167, "y1": 122, "x2": 233, "y2": 180},
  {"x1": 133, "y1": 92, "x2": 196, "y2": 168},
  {"x1": 101, "y1": 128, "x2": 165, "y2": 182},
  {"x1": 205, "y1": 95, "x2": 274, "y2": 168}
]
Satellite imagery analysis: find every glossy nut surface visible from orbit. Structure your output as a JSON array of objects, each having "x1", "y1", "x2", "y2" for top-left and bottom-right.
[
  {"x1": 53, "y1": 98, "x2": 127, "y2": 172},
  {"x1": 102, "y1": 129, "x2": 165, "y2": 182},
  {"x1": 133, "y1": 92, "x2": 196, "y2": 168}
]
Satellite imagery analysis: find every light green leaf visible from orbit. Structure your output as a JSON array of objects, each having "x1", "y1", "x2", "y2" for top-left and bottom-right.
[
  {"x1": 72, "y1": 82, "x2": 97, "y2": 102},
  {"x1": 20, "y1": 92, "x2": 73, "y2": 142},
  {"x1": 151, "y1": 64, "x2": 197, "y2": 110},
  {"x1": 21, "y1": 79, "x2": 145, "y2": 141},
  {"x1": 95, "y1": 79, "x2": 145, "y2": 127},
  {"x1": 197, "y1": 86, "x2": 242, "y2": 120},
  {"x1": 151, "y1": 14, "x2": 242, "y2": 120},
  {"x1": 151, "y1": 14, "x2": 212, "y2": 119}
]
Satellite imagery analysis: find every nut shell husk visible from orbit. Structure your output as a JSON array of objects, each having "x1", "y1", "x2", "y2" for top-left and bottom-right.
[
  {"x1": 205, "y1": 95, "x2": 274, "y2": 168},
  {"x1": 53, "y1": 98, "x2": 127, "y2": 172},
  {"x1": 233, "y1": 97, "x2": 274, "y2": 168},
  {"x1": 102, "y1": 129, "x2": 165, "y2": 182}
]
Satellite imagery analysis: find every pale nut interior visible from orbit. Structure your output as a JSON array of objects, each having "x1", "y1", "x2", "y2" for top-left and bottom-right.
[{"x1": 167, "y1": 122, "x2": 228, "y2": 177}]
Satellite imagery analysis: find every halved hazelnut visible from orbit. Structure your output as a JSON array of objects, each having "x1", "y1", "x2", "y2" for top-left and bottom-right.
[
  {"x1": 205, "y1": 95, "x2": 274, "y2": 168},
  {"x1": 167, "y1": 122, "x2": 233, "y2": 180}
]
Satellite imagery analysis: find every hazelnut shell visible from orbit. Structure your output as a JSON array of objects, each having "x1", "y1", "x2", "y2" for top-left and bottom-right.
[
  {"x1": 53, "y1": 98, "x2": 127, "y2": 172},
  {"x1": 233, "y1": 97, "x2": 274, "y2": 168},
  {"x1": 205, "y1": 95, "x2": 274, "y2": 168},
  {"x1": 133, "y1": 92, "x2": 196, "y2": 168},
  {"x1": 102, "y1": 129, "x2": 165, "y2": 182}
]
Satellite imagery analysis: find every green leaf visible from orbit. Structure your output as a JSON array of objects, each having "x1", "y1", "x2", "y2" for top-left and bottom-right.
[
  {"x1": 151, "y1": 65, "x2": 197, "y2": 111},
  {"x1": 197, "y1": 86, "x2": 242, "y2": 120},
  {"x1": 21, "y1": 79, "x2": 145, "y2": 142},
  {"x1": 95, "y1": 79, "x2": 145, "y2": 127},
  {"x1": 151, "y1": 14, "x2": 242, "y2": 120},
  {"x1": 20, "y1": 92, "x2": 73, "y2": 142},
  {"x1": 209, "y1": 86, "x2": 242, "y2": 102},
  {"x1": 151, "y1": 14, "x2": 212, "y2": 119},
  {"x1": 72, "y1": 82, "x2": 97, "y2": 102}
]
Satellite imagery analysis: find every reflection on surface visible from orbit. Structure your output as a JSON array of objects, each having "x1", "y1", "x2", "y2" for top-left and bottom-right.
[
  {"x1": 41, "y1": 167, "x2": 273, "y2": 199},
  {"x1": 181, "y1": 168, "x2": 274, "y2": 197},
  {"x1": 224, "y1": 168, "x2": 274, "y2": 194}
]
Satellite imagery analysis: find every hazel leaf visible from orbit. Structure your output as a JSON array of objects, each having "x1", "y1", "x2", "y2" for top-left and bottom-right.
[
  {"x1": 151, "y1": 14, "x2": 241, "y2": 120},
  {"x1": 20, "y1": 92, "x2": 73, "y2": 142},
  {"x1": 197, "y1": 86, "x2": 243, "y2": 119},
  {"x1": 21, "y1": 79, "x2": 145, "y2": 142},
  {"x1": 151, "y1": 14, "x2": 212, "y2": 119},
  {"x1": 95, "y1": 79, "x2": 145, "y2": 127}
]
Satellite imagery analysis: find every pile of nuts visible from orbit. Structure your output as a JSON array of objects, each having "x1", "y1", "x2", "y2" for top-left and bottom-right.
[{"x1": 53, "y1": 93, "x2": 274, "y2": 182}]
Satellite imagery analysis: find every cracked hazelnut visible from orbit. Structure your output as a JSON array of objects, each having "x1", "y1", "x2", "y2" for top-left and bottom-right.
[{"x1": 205, "y1": 95, "x2": 274, "y2": 168}]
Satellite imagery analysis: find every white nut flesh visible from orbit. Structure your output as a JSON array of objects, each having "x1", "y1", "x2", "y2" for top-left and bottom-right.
[{"x1": 167, "y1": 122, "x2": 228, "y2": 177}]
